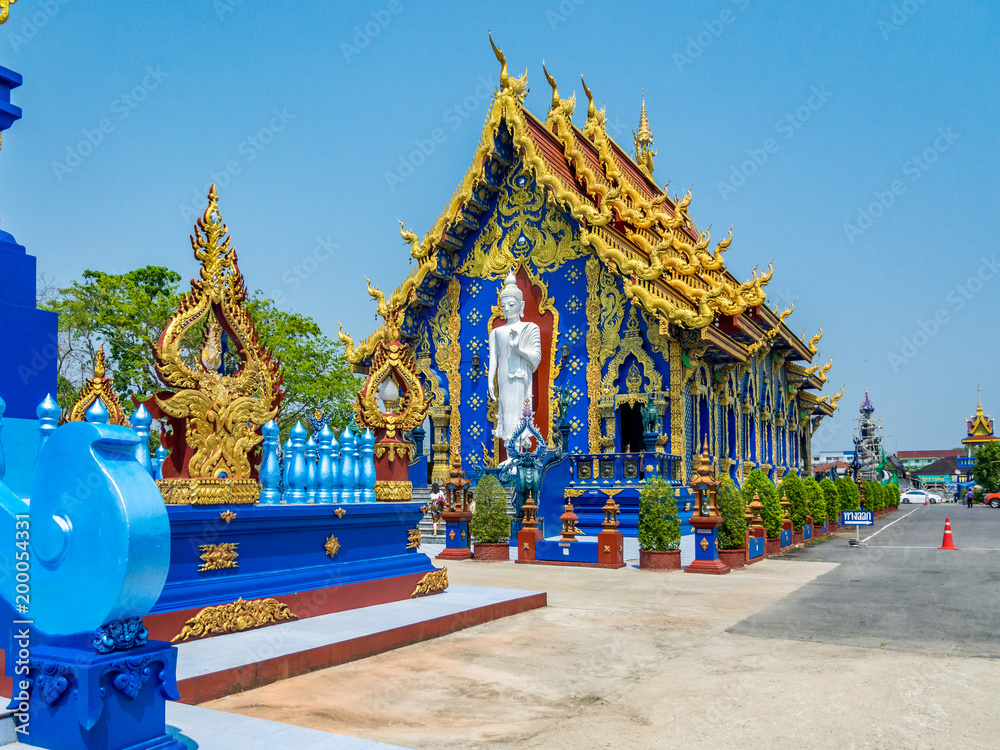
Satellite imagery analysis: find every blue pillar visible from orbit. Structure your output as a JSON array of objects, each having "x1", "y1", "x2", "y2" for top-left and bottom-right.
[
  {"x1": 305, "y1": 434, "x2": 318, "y2": 504},
  {"x1": 85, "y1": 399, "x2": 109, "y2": 425},
  {"x1": 154, "y1": 443, "x2": 168, "y2": 480},
  {"x1": 131, "y1": 404, "x2": 153, "y2": 477},
  {"x1": 37, "y1": 393, "x2": 59, "y2": 451},
  {"x1": 281, "y1": 436, "x2": 292, "y2": 502},
  {"x1": 286, "y1": 422, "x2": 307, "y2": 503},
  {"x1": 259, "y1": 420, "x2": 281, "y2": 504},
  {"x1": 360, "y1": 429, "x2": 376, "y2": 502},
  {"x1": 340, "y1": 427, "x2": 356, "y2": 504},
  {"x1": 315, "y1": 426, "x2": 335, "y2": 504}
]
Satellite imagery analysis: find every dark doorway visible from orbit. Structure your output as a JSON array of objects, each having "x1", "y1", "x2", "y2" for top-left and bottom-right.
[{"x1": 618, "y1": 403, "x2": 644, "y2": 453}]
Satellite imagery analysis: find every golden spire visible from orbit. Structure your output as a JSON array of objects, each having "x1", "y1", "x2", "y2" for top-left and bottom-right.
[
  {"x1": 977, "y1": 383, "x2": 984, "y2": 417},
  {"x1": 633, "y1": 94, "x2": 656, "y2": 178},
  {"x1": 93, "y1": 346, "x2": 107, "y2": 379}
]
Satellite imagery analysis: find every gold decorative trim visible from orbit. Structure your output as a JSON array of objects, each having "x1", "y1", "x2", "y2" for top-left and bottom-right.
[
  {"x1": 324, "y1": 534, "x2": 341, "y2": 557},
  {"x1": 158, "y1": 477, "x2": 260, "y2": 505},
  {"x1": 151, "y1": 186, "x2": 281, "y2": 482},
  {"x1": 585, "y1": 256, "x2": 602, "y2": 453},
  {"x1": 170, "y1": 597, "x2": 297, "y2": 643},
  {"x1": 67, "y1": 347, "x2": 131, "y2": 426},
  {"x1": 198, "y1": 542, "x2": 239, "y2": 572},
  {"x1": 374, "y1": 480, "x2": 412, "y2": 501},
  {"x1": 446, "y1": 279, "x2": 462, "y2": 467},
  {"x1": 407, "y1": 528, "x2": 422, "y2": 549},
  {"x1": 0, "y1": 1, "x2": 17, "y2": 25},
  {"x1": 335, "y1": 508, "x2": 347, "y2": 518},
  {"x1": 219, "y1": 510, "x2": 236, "y2": 523},
  {"x1": 411, "y1": 567, "x2": 448, "y2": 597}
]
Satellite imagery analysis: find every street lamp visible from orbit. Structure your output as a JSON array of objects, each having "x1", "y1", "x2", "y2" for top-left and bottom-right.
[{"x1": 954, "y1": 469, "x2": 962, "y2": 503}]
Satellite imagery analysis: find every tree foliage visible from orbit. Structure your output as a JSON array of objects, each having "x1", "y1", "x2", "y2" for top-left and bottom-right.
[
  {"x1": 973, "y1": 441, "x2": 1000, "y2": 493},
  {"x1": 638, "y1": 476, "x2": 680, "y2": 551},
  {"x1": 820, "y1": 477, "x2": 840, "y2": 522},
  {"x1": 836, "y1": 477, "x2": 861, "y2": 512},
  {"x1": 40, "y1": 266, "x2": 358, "y2": 440},
  {"x1": 717, "y1": 476, "x2": 746, "y2": 550},
  {"x1": 779, "y1": 472, "x2": 808, "y2": 531},
  {"x1": 742, "y1": 469, "x2": 781, "y2": 539},
  {"x1": 802, "y1": 477, "x2": 825, "y2": 525},
  {"x1": 470, "y1": 474, "x2": 511, "y2": 543}
]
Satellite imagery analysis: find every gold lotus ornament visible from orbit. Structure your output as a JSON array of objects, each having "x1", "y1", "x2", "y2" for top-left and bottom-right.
[{"x1": 147, "y1": 185, "x2": 283, "y2": 504}]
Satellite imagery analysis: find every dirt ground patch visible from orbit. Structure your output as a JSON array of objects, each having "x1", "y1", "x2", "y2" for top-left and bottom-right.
[{"x1": 205, "y1": 554, "x2": 999, "y2": 749}]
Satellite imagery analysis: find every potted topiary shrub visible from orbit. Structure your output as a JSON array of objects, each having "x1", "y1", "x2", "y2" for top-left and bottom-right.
[
  {"x1": 742, "y1": 469, "x2": 781, "y2": 555},
  {"x1": 717, "y1": 476, "x2": 747, "y2": 569},
  {"x1": 780, "y1": 472, "x2": 808, "y2": 544},
  {"x1": 638, "y1": 476, "x2": 681, "y2": 570},
  {"x1": 803, "y1": 477, "x2": 826, "y2": 535},
  {"x1": 470, "y1": 474, "x2": 511, "y2": 561},
  {"x1": 820, "y1": 477, "x2": 840, "y2": 530}
]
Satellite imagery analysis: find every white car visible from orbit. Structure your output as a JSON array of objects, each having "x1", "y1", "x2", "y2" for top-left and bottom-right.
[
  {"x1": 901, "y1": 489, "x2": 934, "y2": 504},
  {"x1": 927, "y1": 493, "x2": 944, "y2": 504}
]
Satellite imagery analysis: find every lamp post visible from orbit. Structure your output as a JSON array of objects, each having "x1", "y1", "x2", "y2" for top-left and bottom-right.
[
  {"x1": 954, "y1": 469, "x2": 962, "y2": 503},
  {"x1": 685, "y1": 438, "x2": 730, "y2": 575},
  {"x1": 436, "y1": 455, "x2": 473, "y2": 560}
]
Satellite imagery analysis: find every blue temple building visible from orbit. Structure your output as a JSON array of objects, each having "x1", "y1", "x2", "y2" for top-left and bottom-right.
[{"x1": 340, "y1": 45, "x2": 840, "y2": 527}]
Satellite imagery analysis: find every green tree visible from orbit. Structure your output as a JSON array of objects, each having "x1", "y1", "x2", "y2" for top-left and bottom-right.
[
  {"x1": 717, "y1": 476, "x2": 746, "y2": 550},
  {"x1": 246, "y1": 297, "x2": 358, "y2": 437},
  {"x1": 41, "y1": 266, "x2": 183, "y2": 416},
  {"x1": 41, "y1": 266, "x2": 358, "y2": 440},
  {"x1": 820, "y1": 477, "x2": 840, "y2": 522},
  {"x1": 470, "y1": 474, "x2": 511, "y2": 543},
  {"x1": 863, "y1": 480, "x2": 883, "y2": 511},
  {"x1": 836, "y1": 477, "x2": 861, "y2": 511},
  {"x1": 638, "y1": 476, "x2": 680, "y2": 551},
  {"x1": 803, "y1": 477, "x2": 825, "y2": 526},
  {"x1": 973, "y1": 441, "x2": 1000, "y2": 492},
  {"x1": 742, "y1": 469, "x2": 781, "y2": 539},
  {"x1": 779, "y1": 472, "x2": 808, "y2": 531}
]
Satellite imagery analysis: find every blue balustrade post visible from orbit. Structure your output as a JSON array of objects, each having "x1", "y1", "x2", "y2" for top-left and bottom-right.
[
  {"x1": 315, "y1": 426, "x2": 334, "y2": 503},
  {"x1": 286, "y1": 422, "x2": 308, "y2": 503},
  {"x1": 352, "y1": 431, "x2": 362, "y2": 503},
  {"x1": 37, "y1": 393, "x2": 59, "y2": 451},
  {"x1": 340, "y1": 427, "x2": 356, "y2": 504},
  {"x1": 85, "y1": 399, "x2": 109, "y2": 425},
  {"x1": 329, "y1": 428, "x2": 341, "y2": 503},
  {"x1": 305, "y1": 434, "x2": 318, "y2": 504},
  {"x1": 154, "y1": 443, "x2": 169, "y2": 480},
  {"x1": 259, "y1": 420, "x2": 281, "y2": 504},
  {"x1": 360, "y1": 428, "x2": 376, "y2": 502},
  {"x1": 281, "y1": 436, "x2": 292, "y2": 502},
  {"x1": 131, "y1": 403, "x2": 153, "y2": 477}
]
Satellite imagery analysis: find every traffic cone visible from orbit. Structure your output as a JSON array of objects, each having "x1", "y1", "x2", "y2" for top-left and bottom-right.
[{"x1": 938, "y1": 518, "x2": 958, "y2": 550}]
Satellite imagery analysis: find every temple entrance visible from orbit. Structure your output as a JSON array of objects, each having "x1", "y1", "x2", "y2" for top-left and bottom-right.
[{"x1": 618, "y1": 403, "x2": 644, "y2": 453}]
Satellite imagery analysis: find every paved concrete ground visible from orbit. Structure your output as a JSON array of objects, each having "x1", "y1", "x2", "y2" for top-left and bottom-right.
[
  {"x1": 206, "y1": 508, "x2": 1000, "y2": 749},
  {"x1": 733, "y1": 504, "x2": 1000, "y2": 657}
]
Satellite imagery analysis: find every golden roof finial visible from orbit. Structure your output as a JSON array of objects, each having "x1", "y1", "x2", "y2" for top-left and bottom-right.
[
  {"x1": 93, "y1": 345, "x2": 107, "y2": 379},
  {"x1": 977, "y1": 383, "x2": 983, "y2": 416},
  {"x1": 542, "y1": 60, "x2": 558, "y2": 111},
  {"x1": 0, "y1": 0, "x2": 18, "y2": 25},
  {"x1": 633, "y1": 93, "x2": 656, "y2": 178},
  {"x1": 581, "y1": 76, "x2": 595, "y2": 121},
  {"x1": 489, "y1": 30, "x2": 508, "y2": 91}
]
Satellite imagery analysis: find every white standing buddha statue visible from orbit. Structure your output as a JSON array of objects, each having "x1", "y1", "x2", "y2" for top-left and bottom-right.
[{"x1": 487, "y1": 268, "x2": 542, "y2": 442}]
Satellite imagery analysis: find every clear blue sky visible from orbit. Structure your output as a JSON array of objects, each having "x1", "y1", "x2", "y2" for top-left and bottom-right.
[{"x1": 1, "y1": 1, "x2": 997, "y2": 453}]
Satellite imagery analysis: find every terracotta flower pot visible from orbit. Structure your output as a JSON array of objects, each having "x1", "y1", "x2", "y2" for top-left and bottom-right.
[
  {"x1": 473, "y1": 542, "x2": 510, "y2": 561},
  {"x1": 718, "y1": 549, "x2": 746, "y2": 569},
  {"x1": 639, "y1": 549, "x2": 681, "y2": 570}
]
